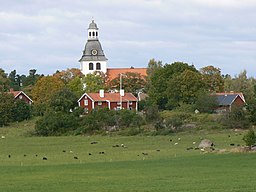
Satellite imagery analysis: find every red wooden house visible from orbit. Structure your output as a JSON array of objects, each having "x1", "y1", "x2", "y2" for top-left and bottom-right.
[
  {"x1": 78, "y1": 90, "x2": 138, "y2": 112},
  {"x1": 213, "y1": 92, "x2": 246, "y2": 112},
  {"x1": 8, "y1": 89, "x2": 33, "y2": 105}
]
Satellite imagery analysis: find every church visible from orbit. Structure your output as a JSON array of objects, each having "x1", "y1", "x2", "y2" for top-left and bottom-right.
[{"x1": 79, "y1": 20, "x2": 147, "y2": 81}]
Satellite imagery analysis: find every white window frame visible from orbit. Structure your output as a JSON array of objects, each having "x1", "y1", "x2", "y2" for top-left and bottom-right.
[
  {"x1": 98, "y1": 101, "x2": 102, "y2": 105},
  {"x1": 84, "y1": 99, "x2": 88, "y2": 106}
]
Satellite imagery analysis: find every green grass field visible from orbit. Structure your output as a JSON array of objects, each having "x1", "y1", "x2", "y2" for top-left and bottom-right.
[{"x1": 0, "y1": 120, "x2": 256, "y2": 191}]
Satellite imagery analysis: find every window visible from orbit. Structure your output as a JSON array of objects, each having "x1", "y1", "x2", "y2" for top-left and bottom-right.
[
  {"x1": 93, "y1": 32, "x2": 95, "y2": 36},
  {"x1": 89, "y1": 32, "x2": 91, "y2": 37},
  {"x1": 129, "y1": 101, "x2": 133, "y2": 105},
  {"x1": 96, "y1": 63, "x2": 101, "y2": 70},
  {"x1": 89, "y1": 63, "x2": 93, "y2": 70},
  {"x1": 98, "y1": 101, "x2": 102, "y2": 105},
  {"x1": 19, "y1": 95, "x2": 23, "y2": 99},
  {"x1": 84, "y1": 99, "x2": 88, "y2": 106},
  {"x1": 96, "y1": 32, "x2": 98, "y2": 36}
]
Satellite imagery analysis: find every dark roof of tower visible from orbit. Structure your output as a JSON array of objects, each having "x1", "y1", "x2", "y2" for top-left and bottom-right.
[
  {"x1": 88, "y1": 20, "x2": 98, "y2": 29},
  {"x1": 79, "y1": 40, "x2": 107, "y2": 62}
]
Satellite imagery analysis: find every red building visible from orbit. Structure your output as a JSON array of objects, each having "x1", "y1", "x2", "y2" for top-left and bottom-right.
[
  {"x1": 213, "y1": 92, "x2": 246, "y2": 112},
  {"x1": 8, "y1": 89, "x2": 33, "y2": 105},
  {"x1": 78, "y1": 90, "x2": 138, "y2": 112}
]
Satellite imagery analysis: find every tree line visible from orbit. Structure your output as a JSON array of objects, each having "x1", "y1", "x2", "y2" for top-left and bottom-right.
[{"x1": 1, "y1": 60, "x2": 256, "y2": 134}]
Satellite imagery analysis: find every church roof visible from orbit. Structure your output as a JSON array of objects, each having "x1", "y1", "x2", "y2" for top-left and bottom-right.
[
  {"x1": 106, "y1": 68, "x2": 147, "y2": 81},
  {"x1": 79, "y1": 40, "x2": 107, "y2": 62}
]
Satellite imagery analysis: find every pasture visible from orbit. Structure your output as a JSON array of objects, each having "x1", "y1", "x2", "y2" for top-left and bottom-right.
[{"x1": 0, "y1": 121, "x2": 256, "y2": 191}]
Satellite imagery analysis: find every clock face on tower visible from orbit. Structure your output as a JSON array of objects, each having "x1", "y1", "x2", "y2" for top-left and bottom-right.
[{"x1": 91, "y1": 49, "x2": 98, "y2": 55}]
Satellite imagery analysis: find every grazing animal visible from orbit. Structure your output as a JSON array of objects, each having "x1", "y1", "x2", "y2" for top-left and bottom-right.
[
  {"x1": 174, "y1": 142, "x2": 178, "y2": 145},
  {"x1": 178, "y1": 138, "x2": 181, "y2": 141},
  {"x1": 89, "y1": 153, "x2": 92, "y2": 156},
  {"x1": 170, "y1": 139, "x2": 172, "y2": 142},
  {"x1": 194, "y1": 147, "x2": 199, "y2": 150},
  {"x1": 91, "y1": 141, "x2": 98, "y2": 144},
  {"x1": 99, "y1": 152, "x2": 105, "y2": 154},
  {"x1": 112, "y1": 144, "x2": 119, "y2": 147},
  {"x1": 230, "y1": 143, "x2": 235, "y2": 146},
  {"x1": 74, "y1": 156, "x2": 78, "y2": 159},
  {"x1": 1, "y1": 136, "x2": 5, "y2": 139},
  {"x1": 43, "y1": 157, "x2": 47, "y2": 160},
  {"x1": 24, "y1": 154, "x2": 27, "y2": 157},
  {"x1": 8, "y1": 155, "x2": 11, "y2": 158},
  {"x1": 237, "y1": 144, "x2": 240, "y2": 147},
  {"x1": 62, "y1": 150, "x2": 66, "y2": 152},
  {"x1": 228, "y1": 135, "x2": 231, "y2": 138},
  {"x1": 156, "y1": 149, "x2": 160, "y2": 152},
  {"x1": 35, "y1": 154, "x2": 38, "y2": 157},
  {"x1": 186, "y1": 147, "x2": 193, "y2": 151},
  {"x1": 192, "y1": 142, "x2": 196, "y2": 145},
  {"x1": 142, "y1": 152, "x2": 148, "y2": 155}
]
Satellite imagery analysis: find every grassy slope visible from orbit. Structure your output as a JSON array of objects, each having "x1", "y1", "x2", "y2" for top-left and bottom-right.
[{"x1": 0, "y1": 119, "x2": 255, "y2": 191}]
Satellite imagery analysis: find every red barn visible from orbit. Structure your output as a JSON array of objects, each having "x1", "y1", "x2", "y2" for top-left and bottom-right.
[
  {"x1": 8, "y1": 89, "x2": 33, "y2": 105},
  {"x1": 78, "y1": 90, "x2": 138, "y2": 112}
]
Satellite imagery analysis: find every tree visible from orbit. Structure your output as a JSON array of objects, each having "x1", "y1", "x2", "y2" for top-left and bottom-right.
[
  {"x1": 0, "y1": 68, "x2": 10, "y2": 92},
  {"x1": 53, "y1": 68, "x2": 83, "y2": 84},
  {"x1": 82, "y1": 71, "x2": 106, "y2": 93},
  {"x1": 0, "y1": 93, "x2": 15, "y2": 126},
  {"x1": 194, "y1": 92, "x2": 219, "y2": 113},
  {"x1": 200, "y1": 65, "x2": 224, "y2": 92},
  {"x1": 67, "y1": 76, "x2": 84, "y2": 97},
  {"x1": 166, "y1": 69, "x2": 206, "y2": 109},
  {"x1": 147, "y1": 62, "x2": 198, "y2": 110},
  {"x1": 108, "y1": 72, "x2": 146, "y2": 96},
  {"x1": 243, "y1": 129, "x2": 256, "y2": 149},
  {"x1": 31, "y1": 75, "x2": 65, "y2": 104},
  {"x1": 49, "y1": 87, "x2": 78, "y2": 113},
  {"x1": 8, "y1": 70, "x2": 20, "y2": 91},
  {"x1": 12, "y1": 100, "x2": 32, "y2": 122}
]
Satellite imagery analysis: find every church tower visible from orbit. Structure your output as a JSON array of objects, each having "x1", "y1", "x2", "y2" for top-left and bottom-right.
[{"x1": 79, "y1": 20, "x2": 108, "y2": 75}]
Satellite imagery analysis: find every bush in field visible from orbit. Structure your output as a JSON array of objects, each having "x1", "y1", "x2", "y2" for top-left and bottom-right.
[
  {"x1": 194, "y1": 93, "x2": 219, "y2": 113},
  {"x1": 79, "y1": 108, "x2": 144, "y2": 134},
  {"x1": 35, "y1": 110, "x2": 79, "y2": 136},
  {"x1": 165, "y1": 112, "x2": 192, "y2": 131},
  {"x1": 243, "y1": 129, "x2": 256, "y2": 148},
  {"x1": 219, "y1": 105, "x2": 250, "y2": 129}
]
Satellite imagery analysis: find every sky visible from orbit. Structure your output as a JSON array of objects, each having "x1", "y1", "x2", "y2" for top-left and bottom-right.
[{"x1": 1, "y1": 0, "x2": 256, "y2": 77}]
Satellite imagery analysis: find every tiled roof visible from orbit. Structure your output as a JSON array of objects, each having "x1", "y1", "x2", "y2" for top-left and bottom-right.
[
  {"x1": 106, "y1": 68, "x2": 147, "y2": 81},
  {"x1": 78, "y1": 92, "x2": 137, "y2": 102}
]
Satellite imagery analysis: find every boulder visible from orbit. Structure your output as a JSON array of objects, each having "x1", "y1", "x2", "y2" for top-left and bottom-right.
[{"x1": 198, "y1": 139, "x2": 214, "y2": 148}]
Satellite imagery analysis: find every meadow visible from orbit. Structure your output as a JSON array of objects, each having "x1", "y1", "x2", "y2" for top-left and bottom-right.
[{"x1": 0, "y1": 120, "x2": 256, "y2": 191}]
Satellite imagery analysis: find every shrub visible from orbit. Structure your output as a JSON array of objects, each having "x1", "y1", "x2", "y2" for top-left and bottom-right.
[
  {"x1": 243, "y1": 129, "x2": 256, "y2": 148},
  {"x1": 35, "y1": 110, "x2": 79, "y2": 136}
]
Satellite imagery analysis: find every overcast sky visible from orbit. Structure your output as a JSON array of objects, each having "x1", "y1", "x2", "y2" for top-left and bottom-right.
[{"x1": 1, "y1": 0, "x2": 256, "y2": 77}]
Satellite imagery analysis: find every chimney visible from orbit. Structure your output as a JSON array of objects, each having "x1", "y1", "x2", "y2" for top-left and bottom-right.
[
  {"x1": 99, "y1": 89, "x2": 104, "y2": 98},
  {"x1": 120, "y1": 89, "x2": 124, "y2": 97}
]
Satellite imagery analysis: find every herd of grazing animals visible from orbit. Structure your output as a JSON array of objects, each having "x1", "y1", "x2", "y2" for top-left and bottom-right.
[{"x1": 2, "y1": 133, "x2": 243, "y2": 163}]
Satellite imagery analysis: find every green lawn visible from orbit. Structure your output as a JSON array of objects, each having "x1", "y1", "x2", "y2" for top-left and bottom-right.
[{"x1": 0, "y1": 121, "x2": 255, "y2": 191}]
